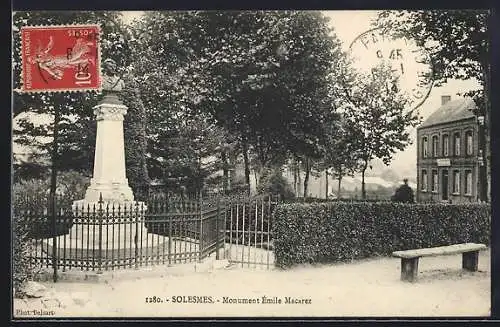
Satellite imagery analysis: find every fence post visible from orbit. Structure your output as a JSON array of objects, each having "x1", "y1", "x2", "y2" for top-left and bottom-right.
[
  {"x1": 199, "y1": 192, "x2": 203, "y2": 262},
  {"x1": 134, "y1": 201, "x2": 139, "y2": 270},
  {"x1": 97, "y1": 193, "x2": 103, "y2": 274},
  {"x1": 51, "y1": 193, "x2": 58, "y2": 282}
]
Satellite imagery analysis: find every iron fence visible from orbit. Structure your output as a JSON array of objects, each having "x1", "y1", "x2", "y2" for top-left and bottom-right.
[
  {"x1": 223, "y1": 195, "x2": 280, "y2": 269},
  {"x1": 13, "y1": 193, "x2": 225, "y2": 275}
]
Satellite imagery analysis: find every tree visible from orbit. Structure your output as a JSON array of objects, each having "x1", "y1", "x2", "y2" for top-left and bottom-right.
[
  {"x1": 133, "y1": 11, "x2": 344, "y2": 194},
  {"x1": 342, "y1": 63, "x2": 421, "y2": 199},
  {"x1": 375, "y1": 10, "x2": 490, "y2": 201},
  {"x1": 391, "y1": 178, "x2": 415, "y2": 203},
  {"x1": 120, "y1": 76, "x2": 150, "y2": 197},
  {"x1": 256, "y1": 167, "x2": 295, "y2": 200},
  {"x1": 322, "y1": 119, "x2": 362, "y2": 199}
]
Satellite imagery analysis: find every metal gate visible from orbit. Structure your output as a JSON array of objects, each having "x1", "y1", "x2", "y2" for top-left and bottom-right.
[{"x1": 223, "y1": 195, "x2": 279, "y2": 269}]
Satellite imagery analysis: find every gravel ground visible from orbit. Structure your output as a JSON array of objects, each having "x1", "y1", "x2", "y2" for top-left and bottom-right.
[{"x1": 13, "y1": 248, "x2": 490, "y2": 318}]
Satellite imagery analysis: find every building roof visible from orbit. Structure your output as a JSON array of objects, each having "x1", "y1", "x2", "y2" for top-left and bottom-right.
[{"x1": 419, "y1": 97, "x2": 477, "y2": 129}]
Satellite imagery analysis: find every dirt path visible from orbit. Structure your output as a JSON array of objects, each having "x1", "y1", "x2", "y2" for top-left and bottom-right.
[{"x1": 13, "y1": 249, "x2": 490, "y2": 318}]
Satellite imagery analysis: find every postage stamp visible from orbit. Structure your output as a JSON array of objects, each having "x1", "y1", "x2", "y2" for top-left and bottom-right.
[{"x1": 20, "y1": 24, "x2": 101, "y2": 93}]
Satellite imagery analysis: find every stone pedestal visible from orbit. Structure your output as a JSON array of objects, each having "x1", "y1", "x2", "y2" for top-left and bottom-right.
[
  {"x1": 66, "y1": 200, "x2": 150, "y2": 249},
  {"x1": 83, "y1": 93, "x2": 134, "y2": 203}
]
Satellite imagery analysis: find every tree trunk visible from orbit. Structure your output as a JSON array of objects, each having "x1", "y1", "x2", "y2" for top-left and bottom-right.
[
  {"x1": 303, "y1": 158, "x2": 310, "y2": 198},
  {"x1": 50, "y1": 102, "x2": 61, "y2": 283},
  {"x1": 221, "y1": 150, "x2": 229, "y2": 194},
  {"x1": 325, "y1": 169, "x2": 329, "y2": 199},
  {"x1": 242, "y1": 140, "x2": 251, "y2": 195},
  {"x1": 293, "y1": 162, "x2": 298, "y2": 194},
  {"x1": 229, "y1": 151, "x2": 237, "y2": 191},
  {"x1": 297, "y1": 162, "x2": 302, "y2": 196},
  {"x1": 361, "y1": 168, "x2": 367, "y2": 200},
  {"x1": 337, "y1": 175, "x2": 342, "y2": 199},
  {"x1": 49, "y1": 105, "x2": 60, "y2": 203}
]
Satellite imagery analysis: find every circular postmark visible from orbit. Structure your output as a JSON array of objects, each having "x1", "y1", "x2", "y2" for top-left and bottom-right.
[{"x1": 349, "y1": 27, "x2": 434, "y2": 112}]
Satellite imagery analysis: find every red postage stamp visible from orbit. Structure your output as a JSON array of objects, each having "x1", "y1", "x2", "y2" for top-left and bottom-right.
[{"x1": 20, "y1": 25, "x2": 101, "y2": 93}]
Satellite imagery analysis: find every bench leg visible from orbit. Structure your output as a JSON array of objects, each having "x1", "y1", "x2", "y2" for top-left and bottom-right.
[
  {"x1": 462, "y1": 251, "x2": 479, "y2": 271},
  {"x1": 401, "y1": 257, "x2": 419, "y2": 282}
]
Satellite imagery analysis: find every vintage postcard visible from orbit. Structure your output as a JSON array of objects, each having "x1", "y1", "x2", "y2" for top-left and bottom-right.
[{"x1": 11, "y1": 9, "x2": 492, "y2": 320}]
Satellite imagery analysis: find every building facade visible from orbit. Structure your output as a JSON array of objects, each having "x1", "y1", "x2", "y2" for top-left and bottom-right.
[{"x1": 416, "y1": 96, "x2": 483, "y2": 203}]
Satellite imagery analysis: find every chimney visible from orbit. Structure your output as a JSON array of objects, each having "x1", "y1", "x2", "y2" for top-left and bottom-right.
[{"x1": 441, "y1": 95, "x2": 451, "y2": 105}]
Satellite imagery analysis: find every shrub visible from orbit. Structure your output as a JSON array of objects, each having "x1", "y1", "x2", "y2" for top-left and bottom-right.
[
  {"x1": 12, "y1": 205, "x2": 37, "y2": 297},
  {"x1": 12, "y1": 171, "x2": 90, "y2": 240},
  {"x1": 391, "y1": 179, "x2": 414, "y2": 203},
  {"x1": 273, "y1": 202, "x2": 490, "y2": 268},
  {"x1": 257, "y1": 168, "x2": 295, "y2": 201}
]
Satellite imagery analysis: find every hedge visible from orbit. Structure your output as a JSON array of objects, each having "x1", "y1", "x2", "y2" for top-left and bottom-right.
[{"x1": 273, "y1": 202, "x2": 491, "y2": 268}]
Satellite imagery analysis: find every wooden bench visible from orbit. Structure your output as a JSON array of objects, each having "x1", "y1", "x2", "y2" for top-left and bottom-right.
[{"x1": 392, "y1": 243, "x2": 487, "y2": 282}]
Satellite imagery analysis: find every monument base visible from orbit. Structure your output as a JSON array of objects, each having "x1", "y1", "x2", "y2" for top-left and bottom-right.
[{"x1": 82, "y1": 179, "x2": 135, "y2": 203}]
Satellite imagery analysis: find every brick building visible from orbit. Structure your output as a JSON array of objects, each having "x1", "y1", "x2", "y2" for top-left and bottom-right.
[{"x1": 416, "y1": 96, "x2": 485, "y2": 203}]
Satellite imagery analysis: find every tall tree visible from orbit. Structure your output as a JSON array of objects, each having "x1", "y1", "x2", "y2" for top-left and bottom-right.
[
  {"x1": 133, "y1": 11, "x2": 344, "y2": 194},
  {"x1": 375, "y1": 9, "x2": 490, "y2": 201},
  {"x1": 342, "y1": 63, "x2": 420, "y2": 199},
  {"x1": 120, "y1": 76, "x2": 150, "y2": 197},
  {"x1": 322, "y1": 119, "x2": 363, "y2": 198}
]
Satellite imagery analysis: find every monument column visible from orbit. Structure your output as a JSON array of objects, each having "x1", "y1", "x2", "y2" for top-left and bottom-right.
[{"x1": 83, "y1": 93, "x2": 134, "y2": 203}]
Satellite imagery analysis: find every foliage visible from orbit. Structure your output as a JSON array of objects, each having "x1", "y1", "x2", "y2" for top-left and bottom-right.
[
  {"x1": 256, "y1": 168, "x2": 295, "y2": 200},
  {"x1": 341, "y1": 63, "x2": 421, "y2": 198},
  {"x1": 134, "y1": 11, "x2": 345, "y2": 172},
  {"x1": 120, "y1": 76, "x2": 150, "y2": 196},
  {"x1": 391, "y1": 180, "x2": 415, "y2": 203},
  {"x1": 273, "y1": 202, "x2": 490, "y2": 268},
  {"x1": 12, "y1": 171, "x2": 90, "y2": 208},
  {"x1": 320, "y1": 117, "x2": 363, "y2": 196},
  {"x1": 11, "y1": 172, "x2": 88, "y2": 292},
  {"x1": 13, "y1": 161, "x2": 49, "y2": 183},
  {"x1": 12, "y1": 209, "x2": 36, "y2": 298},
  {"x1": 375, "y1": 10, "x2": 491, "y2": 201},
  {"x1": 146, "y1": 113, "x2": 228, "y2": 194},
  {"x1": 12, "y1": 172, "x2": 89, "y2": 240},
  {"x1": 375, "y1": 10, "x2": 488, "y2": 89}
]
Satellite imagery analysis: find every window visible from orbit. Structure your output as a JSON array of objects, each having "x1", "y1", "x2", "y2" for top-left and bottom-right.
[
  {"x1": 454, "y1": 132, "x2": 461, "y2": 156},
  {"x1": 465, "y1": 170, "x2": 473, "y2": 195},
  {"x1": 466, "y1": 131, "x2": 473, "y2": 156},
  {"x1": 453, "y1": 170, "x2": 460, "y2": 194},
  {"x1": 422, "y1": 136, "x2": 428, "y2": 158},
  {"x1": 421, "y1": 170, "x2": 428, "y2": 191},
  {"x1": 442, "y1": 134, "x2": 449, "y2": 157},
  {"x1": 432, "y1": 135, "x2": 439, "y2": 157},
  {"x1": 432, "y1": 170, "x2": 438, "y2": 192}
]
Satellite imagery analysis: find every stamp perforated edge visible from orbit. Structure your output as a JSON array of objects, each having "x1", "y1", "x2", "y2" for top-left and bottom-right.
[{"x1": 16, "y1": 23, "x2": 103, "y2": 94}]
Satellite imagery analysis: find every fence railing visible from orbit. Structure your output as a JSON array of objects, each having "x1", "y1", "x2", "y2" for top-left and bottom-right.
[
  {"x1": 223, "y1": 195, "x2": 280, "y2": 269},
  {"x1": 13, "y1": 193, "x2": 225, "y2": 275}
]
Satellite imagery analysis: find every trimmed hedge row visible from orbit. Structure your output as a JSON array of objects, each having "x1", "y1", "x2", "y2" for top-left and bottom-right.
[{"x1": 273, "y1": 202, "x2": 491, "y2": 268}]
